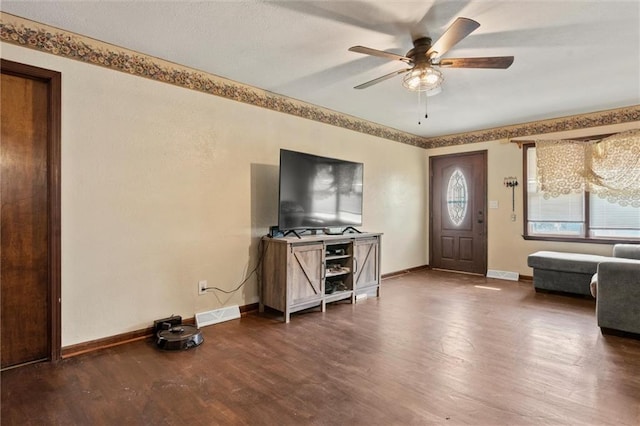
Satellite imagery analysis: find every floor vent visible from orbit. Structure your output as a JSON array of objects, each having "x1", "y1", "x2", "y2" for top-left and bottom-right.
[
  {"x1": 486, "y1": 269, "x2": 519, "y2": 281},
  {"x1": 195, "y1": 305, "x2": 241, "y2": 328}
]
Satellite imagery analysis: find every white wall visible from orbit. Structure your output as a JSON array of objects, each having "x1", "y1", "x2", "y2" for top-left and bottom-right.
[
  {"x1": 425, "y1": 140, "x2": 613, "y2": 276},
  {"x1": 2, "y1": 42, "x2": 427, "y2": 346}
]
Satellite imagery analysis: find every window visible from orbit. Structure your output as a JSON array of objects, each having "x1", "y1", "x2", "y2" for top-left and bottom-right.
[{"x1": 524, "y1": 144, "x2": 640, "y2": 242}]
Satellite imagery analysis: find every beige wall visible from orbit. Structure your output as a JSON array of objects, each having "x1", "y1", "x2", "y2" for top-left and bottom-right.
[
  {"x1": 2, "y1": 43, "x2": 427, "y2": 346},
  {"x1": 4, "y1": 40, "x2": 627, "y2": 347},
  {"x1": 425, "y1": 140, "x2": 613, "y2": 276}
]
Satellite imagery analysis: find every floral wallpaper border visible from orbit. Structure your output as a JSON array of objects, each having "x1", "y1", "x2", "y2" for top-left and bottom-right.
[
  {"x1": 1, "y1": 13, "x2": 638, "y2": 150},
  {"x1": 423, "y1": 106, "x2": 640, "y2": 149}
]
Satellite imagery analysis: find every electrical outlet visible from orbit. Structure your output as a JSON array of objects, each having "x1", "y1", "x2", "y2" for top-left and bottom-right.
[{"x1": 198, "y1": 280, "x2": 207, "y2": 296}]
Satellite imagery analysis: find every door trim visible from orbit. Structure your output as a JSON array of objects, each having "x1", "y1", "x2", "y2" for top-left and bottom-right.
[
  {"x1": 429, "y1": 150, "x2": 488, "y2": 274},
  {"x1": 1, "y1": 59, "x2": 62, "y2": 362}
]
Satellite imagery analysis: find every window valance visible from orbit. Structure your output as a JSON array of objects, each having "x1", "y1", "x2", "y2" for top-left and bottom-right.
[{"x1": 535, "y1": 129, "x2": 640, "y2": 207}]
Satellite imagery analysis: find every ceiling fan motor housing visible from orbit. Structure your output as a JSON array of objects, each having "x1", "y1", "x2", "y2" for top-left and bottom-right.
[{"x1": 406, "y1": 37, "x2": 434, "y2": 66}]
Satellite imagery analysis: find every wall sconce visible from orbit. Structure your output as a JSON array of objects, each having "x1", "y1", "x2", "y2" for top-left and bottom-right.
[{"x1": 504, "y1": 177, "x2": 518, "y2": 221}]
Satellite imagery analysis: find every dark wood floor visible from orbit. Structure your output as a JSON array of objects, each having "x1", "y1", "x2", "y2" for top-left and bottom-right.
[{"x1": 3, "y1": 269, "x2": 640, "y2": 425}]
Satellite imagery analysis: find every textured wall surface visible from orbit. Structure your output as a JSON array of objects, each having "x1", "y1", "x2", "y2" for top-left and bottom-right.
[{"x1": 2, "y1": 42, "x2": 426, "y2": 346}]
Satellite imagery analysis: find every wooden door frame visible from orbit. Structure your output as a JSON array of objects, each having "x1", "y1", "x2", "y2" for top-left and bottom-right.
[
  {"x1": 429, "y1": 150, "x2": 488, "y2": 274},
  {"x1": 1, "y1": 59, "x2": 61, "y2": 362}
]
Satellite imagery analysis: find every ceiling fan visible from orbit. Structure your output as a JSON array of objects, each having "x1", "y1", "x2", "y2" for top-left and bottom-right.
[{"x1": 348, "y1": 17, "x2": 514, "y2": 93}]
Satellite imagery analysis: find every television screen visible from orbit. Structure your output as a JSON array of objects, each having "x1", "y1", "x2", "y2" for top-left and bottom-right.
[{"x1": 278, "y1": 149, "x2": 363, "y2": 230}]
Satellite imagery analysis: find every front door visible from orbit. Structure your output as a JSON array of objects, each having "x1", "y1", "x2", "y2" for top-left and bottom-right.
[
  {"x1": 430, "y1": 151, "x2": 487, "y2": 275},
  {"x1": 1, "y1": 60, "x2": 61, "y2": 369}
]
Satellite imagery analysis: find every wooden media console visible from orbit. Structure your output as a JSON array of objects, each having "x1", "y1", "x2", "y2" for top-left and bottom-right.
[{"x1": 260, "y1": 233, "x2": 382, "y2": 322}]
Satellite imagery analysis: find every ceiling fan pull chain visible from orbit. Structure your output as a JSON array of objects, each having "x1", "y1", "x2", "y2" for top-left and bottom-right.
[
  {"x1": 424, "y1": 90, "x2": 429, "y2": 120},
  {"x1": 418, "y1": 90, "x2": 429, "y2": 125},
  {"x1": 418, "y1": 90, "x2": 421, "y2": 125}
]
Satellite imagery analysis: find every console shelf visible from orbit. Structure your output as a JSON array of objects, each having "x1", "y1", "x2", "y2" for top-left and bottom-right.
[
  {"x1": 260, "y1": 232, "x2": 381, "y2": 322},
  {"x1": 324, "y1": 290, "x2": 354, "y2": 304},
  {"x1": 326, "y1": 254, "x2": 351, "y2": 261},
  {"x1": 326, "y1": 268, "x2": 350, "y2": 278}
]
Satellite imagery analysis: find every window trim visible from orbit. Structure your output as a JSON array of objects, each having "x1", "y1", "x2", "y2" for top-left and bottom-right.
[{"x1": 522, "y1": 143, "x2": 640, "y2": 244}]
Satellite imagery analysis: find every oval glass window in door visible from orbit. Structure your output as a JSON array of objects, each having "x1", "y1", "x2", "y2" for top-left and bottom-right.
[{"x1": 447, "y1": 169, "x2": 468, "y2": 226}]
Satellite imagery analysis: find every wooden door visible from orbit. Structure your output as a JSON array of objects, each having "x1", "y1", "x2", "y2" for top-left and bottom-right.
[
  {"x1": 289, "y1": 243, "x2": 324, "y2": 305},
  {"x1": 1, "y1": 60, "x2": 61, "y2": 369},
  {"x1": 430, "y1": 151, "x2": 487, "y2": 275},
  {"x1": 353, "y1": 238, "x2": 379, "y2": 290}
]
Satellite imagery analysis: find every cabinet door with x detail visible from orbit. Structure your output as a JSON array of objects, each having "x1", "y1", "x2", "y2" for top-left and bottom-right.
[
  {"x1": 354, "y1": 238, "x2": 379, "y2": 292},
  {"x1": 289, "y1": 243, "x2": 324, "y2": 306}
]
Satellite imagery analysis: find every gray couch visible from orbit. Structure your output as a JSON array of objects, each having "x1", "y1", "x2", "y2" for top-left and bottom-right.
[
  {"x1": 527, "y1": 244, "x2": 640, "y2": 296},
  {"x1": 527, "y1": 251, "x2": 611, "y2": 296},
  {"x1": 528, "y1": 244, "x2": 640, "y2": 336},
  {"x1": 593, "y1": 245, "x2": 640, "y2": 335}
]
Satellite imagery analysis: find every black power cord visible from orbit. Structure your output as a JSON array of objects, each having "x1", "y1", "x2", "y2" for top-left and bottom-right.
[{"x1": 201, "y1": 239, "x2": 264, "y2": 295}]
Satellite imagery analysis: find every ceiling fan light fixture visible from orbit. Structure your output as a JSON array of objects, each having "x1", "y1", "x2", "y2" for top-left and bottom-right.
[{"x1": 402, "y1": 65, "x2": 444, "y2": 93}]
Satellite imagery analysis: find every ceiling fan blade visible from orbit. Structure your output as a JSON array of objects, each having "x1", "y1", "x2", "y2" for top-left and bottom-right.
[
  {"x1": 348, "y1": 46, "x2": 412, "y2": 63},
  {"x1": 354, "y1": 68, "x2": 411, "y2": 89},
  {"x1": 426, "y1": 17, "x2": 480, "y2": 59},
  {"x1": 436, "y1": 56, "x2": 515, "y2": 69}
]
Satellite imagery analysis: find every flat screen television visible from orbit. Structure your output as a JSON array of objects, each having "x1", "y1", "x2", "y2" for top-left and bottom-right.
[{"x1": 278, "y1": 149, "x2": 363, "y2": 231}]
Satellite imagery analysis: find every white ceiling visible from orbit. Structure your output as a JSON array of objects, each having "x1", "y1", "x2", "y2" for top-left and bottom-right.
[{"x1": 3, "y1": 1, "x2": 639, "y2": 138}]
